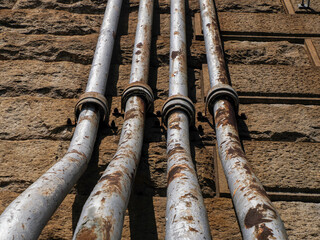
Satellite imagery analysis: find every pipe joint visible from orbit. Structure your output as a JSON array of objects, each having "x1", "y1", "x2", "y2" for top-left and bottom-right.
[
  {"x1": 75, "y1": 92, "x2": 109, "y2": 123},
  {"x1": 162, "y1": 95, "x2": 195, "y2": 126},
  {"x1": 206, "y1": 84, "x2": 239, "y2": 116},
  {"x1": 121, "y1": 82, "x2": 154, "y2": 112}
]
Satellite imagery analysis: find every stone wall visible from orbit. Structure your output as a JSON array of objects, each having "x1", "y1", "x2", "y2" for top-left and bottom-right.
[{"x1": 0, "y1": 0, "x2": 319, "y2": 239}]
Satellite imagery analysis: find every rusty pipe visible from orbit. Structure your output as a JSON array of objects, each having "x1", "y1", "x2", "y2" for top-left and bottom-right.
[
  {"x1": 0, "y1": 0, "x2": 122, "y2": 238},
  {"x1": 200, "y1": 0, "x2": 288, "y2": 239},
  {"x1": 73, "y1": 0, "x2": 154, "y2": 238},
  {"x1": 164, "y1": 0, "x2": 211, "y2": 238}
]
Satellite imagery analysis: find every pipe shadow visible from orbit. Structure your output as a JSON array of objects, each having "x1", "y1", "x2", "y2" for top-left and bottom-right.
[{"x1": 127, "y1": 142, "x2": 159, "y2": 240}]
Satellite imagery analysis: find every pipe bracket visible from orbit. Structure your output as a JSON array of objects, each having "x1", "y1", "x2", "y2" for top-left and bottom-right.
[
  {"x1": 121, "y1": 82, "x2": 154, "y2": 112},
  {"x1": 206, "y1": 84, "x2": 239, "y2": 116},
  {"x1": 75, "y1": 92, "x2": 109, "y2": 123},
  {"x1": 162, "y1": 95, "x2": 195, "y2": 126}
]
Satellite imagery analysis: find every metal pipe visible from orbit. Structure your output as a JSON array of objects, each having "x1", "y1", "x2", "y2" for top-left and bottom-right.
[
  {"x1": 73, "y1": 0, "x2": 154, "y2": 238},
  {"x1": 164, "y1": 0, "x2": 211, "y2": 238},
  {"x1": 200, "y1": 0, "x2": 288, "y2": 239},
  {"x1": 0, "y1": 0, "x2": 122, "y2": 237}
]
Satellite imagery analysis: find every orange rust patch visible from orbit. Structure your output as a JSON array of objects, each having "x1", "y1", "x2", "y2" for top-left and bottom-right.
[
  {"x1": 99, "y1": 171, "x2": 123, "y2": 194},
  {"x1": 183, "y1": 216, "x2": 194, "y2": 221},
  {"x1": 249, "y1": 184, "x2": 269, "y2": 199},
  {"x1": 226, "y1": 145, "x2": 246, "y2": 160},
  {"x1": 244, "y1": 204, "x2": 273, "y2": 229},
  {"x1": 189, "y1": 227, "x2": 199, "y2": 232},
  {"x1": 69, "y1": 149, "x2": 86, "y2": 159},
  {"x1": 167, "y1": 164, "x2": 192, "y2": 185},
  {"x1": 180, "y1": 193, "x2": 198, "y2": 201},
  {"x1": 167, "y1": 144, "x2": 185, "y2": 158},
  {"x1": 171, "y1": 50, "x2": 180, "y2": 59},
  {"x1": 124, "y1": 108, "x2": 139, "y2": 121},
  {"x1": 256, "y1": 223, "x2": 276, "y2": 240},
  {"x1": 76, "y1": 227, "x2": 97, "y2": 240}
]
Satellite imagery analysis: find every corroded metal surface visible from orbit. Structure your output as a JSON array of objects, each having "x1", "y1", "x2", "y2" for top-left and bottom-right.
[
  {"x1": 73, "y1": 97, "x2": 146, "y2": 240},
  {"x1": 169, "y1": 0, "x2": 188, "y2": 97},
  {"x1": 200, "y1": 0, "x2": 229, "y2": 86},
  {"x1": 130, "y1": 0, "x2": 153, "y2": 84},
  {"x1": 200, "y1": 0, "x2": 288, "y2": 238},
  {"x1": 74, "y1": 0, "x2": 154, "y2": 238},
  {"x1": 166, "y1": 111, "x2": 211, "y2": 239},
  {"x1": 85, "y1": 0, "x2": 122, "y2": 94},
  {"x1": 0, "y1": 0, "x2": 122, "y2": 237},
  {"x1": 213, "y1": 100, "x2": 288, "y2": 239},
  {"x1": 164, "y1": 0, "x2": 211, "y2": 238},
  {"x1": 0, "y1": 106, "x2": 100, "y2": 239}
]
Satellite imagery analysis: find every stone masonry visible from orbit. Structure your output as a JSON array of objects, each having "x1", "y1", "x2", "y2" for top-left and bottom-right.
[{"x1": 0, "y1": 0, "x2": 319, "y2": 239}]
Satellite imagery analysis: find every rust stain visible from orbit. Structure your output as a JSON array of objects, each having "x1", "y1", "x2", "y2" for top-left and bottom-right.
[
  {"x1": 167, "y1": 145, "x2": 185, "y2": 158},
  {"x1": 256, "y1": 223, "x2": 276, "y2": 240},
  {"x1": 180, "y1": 193, "x2": 198, "y2": 201},
  {"x1": 94, "y1": 191, "x2": 102, "y2": 196},
  {"x1": 206, "y1": 23, "x2": 211, "y2": 28},
  {"x1": 182, "y1": 216, "x2": 194, "y2": 221},
  {"x1": 244, "y1": 204, "x2": 273, "y2": 229},
  {"x1": 105, "y1": 218, "x2": 112, "y2": 240},
  {"x1": 189, "y1": 227, "x2": 199, "y2": 232},
  {"x1": 169, "y1": 122, "x2": 181, "y2": 130},
  {"x1": 135, "y1": 50, "x2": 141, "y2": 55},
  {"x1": 124, "y1": 108, "x2": 139, "y2": 121},
  {"x1": 249, "y1": 184, "x2": 269, "y2": 199},
  {"x1": 136, "y1": 42, "x2": 143, "y2": 48},
  {"x1": 226, "y1": 145, "x2": 246, "y2": 160},
  {"x1": 99, "y1": 170, "x2": 123, "y2": 195},
  {"x1": 215, "y1": 101, "x2": 237, "y2": 128},
  {"x1": 174, "y1": 31, "x2": 179, "y2": 35},
  {"x1": 69, "y1": 149, "x2": 86, "y2": 159},
  {"x1": 167, "y1": 164, "x2": 191, "y2": 185},
  {"x1": 243, "y1": 164, "x2": 252, "y2": 175},
  {"x1": 75, "y1": 227, "x2": 97, "y2": 240},
  {"x1": 171, "y1": 50, "x2": 180, "y2": 60}
]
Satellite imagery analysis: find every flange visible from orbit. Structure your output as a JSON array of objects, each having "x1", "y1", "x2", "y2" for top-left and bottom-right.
[
  {"x1": 206, "y1": 84, "x2": 239, "y2": 116},
  {"x1": 162, "y1": 95, "x2": 195, "y2": 126},
  {"x1": 121, "y1": 82, "x2": 154, "y2": 112},
  {"x1": 74, "y1": 92, "x2": 109, "y2": 123}
]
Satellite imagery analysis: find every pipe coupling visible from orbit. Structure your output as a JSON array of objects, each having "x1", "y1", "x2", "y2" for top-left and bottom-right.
[
  {"x1": 162, "y1": 95, "x2": 195, "y2": 126},
  {"x1": 121, "y1": 82, "x2": 154, "y2": 112},
  {"x1": 75, "y1": 92, "x2": 109, "y2": 123},
  {"x1": 206, "y1": 84, "x2": 239, "y2": 116}
]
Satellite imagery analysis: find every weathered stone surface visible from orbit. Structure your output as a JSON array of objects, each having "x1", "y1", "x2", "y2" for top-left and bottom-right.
[
  {"x1": 244, "y1": 141, "x2": 320, "y2": 191},
  {"x1": 0, "y1": 60, "x2": 89, "y2": 98},
  {"x1": 219, "y1": 12, "x2": 320, "y2": 36},
  {"x1": 2, "y1": 61, "x2": 320, "y2": 101},
  {"x1": 0, "y1": 9, "x2": 101, "y2": 35},
  {"x1": 0, "y1": 32, "x2": 97, "y2": 64},
  {"x1": 0, "y1": 0, "x2": 15, "y2": 9},
  {"x1": 0, "y1": 140, "x2": 68, "y2": 192},
  {"x1": 216, "y1": 0, "x2": 284, "y2": 13},
  {"x1": 0, "y1": 32, "x2": 311, "y2": 67},
  {"x1": 0, "y1": 97, "x2": 76, "y2": 140},
  {"x1": 229, "y1": 64, "x2": 320, "y2": 97},
  {"x1": 238, "y1": 104, "x2": 320, "y2": 142},
  {"x1": 223, "y1": 40, "x2": 311, "y2": 66}
]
